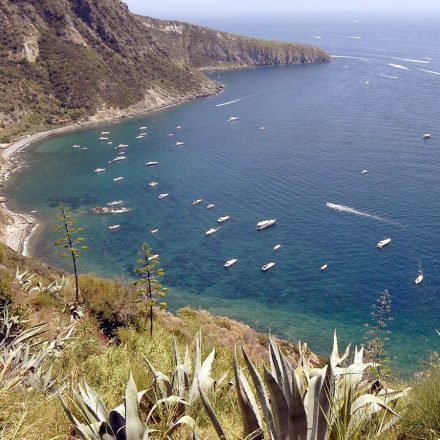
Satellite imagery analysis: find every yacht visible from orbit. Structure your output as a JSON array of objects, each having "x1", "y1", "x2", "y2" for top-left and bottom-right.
[
  {"x1": 135, "y1": 135, "x2": 144, "y2": 139},
  {"x1": 158, "y1": 193, "x2": 169, "y2": 199},
  {"x1": 94, "y1": 168, "x2": 106, "y2": 173},
  {"x1": 423, "y1": 133, "x2": 431, "y2": 140},
  {"x1": 107, "y1": 200, "x2": 123, "y2": 206},
  {"x1": 150, "y1": 229, "x2": 159, "y2": 234},
  {"x1": 118, "y1": 144, "x2": 129, "y2": 148},
  {"x1": 108, "y1": 224, "x2": 120, "y2": 230},
  {"x1": 73, "y1": 144, "x2": 81, "y2": 148},
  {"x1": 256, "y1": 219, "x2": 277, "y2": 230},
  {"x1": 415, "y1": 272, "x2": 424, "y2": 285},
  {"x1": 111, "y1": 207, "x2": 130, "y2": 214},
  {"x1": 262, "y1": 262, "x2": 276, "y2": 272},
  {"x1": 82, "y1": 147, "x2": 88, "y2": 150},
  {"x1": 228, "y1": 116, "x2": 239, "y2": 122},
  {"x1": 224, "y1": 259, "x2": 238, "y2": 268},
  {"x1": 217, "y1": 216, "x2": 230, "y2": 223},
  {"x1": 176, "y1": 125, "x2": 182, "y2": 129},
  {"x1": 139, "y1": 126, "x2": 147, "y2": 130},
  {"x1": 148, "y1": 181, "x2": 158, "y2": 187},
  {"x1": 99, "y1": 136, "x2": 109, "y2": 141},
  {"x1": 273, "y1": 244, "x2": 282, "y2": 251},
  {"x1": 259, "y1": 127, "x2": 267, "y2": 130},
  {"x1": 193, "y1": 199, "x2": 202, "y2": 205},
  {"x1": 206, "y1": 204, "x2": 215, "y2": 209},
  {"x1": 361, "y1": 170, "x2": 368, "y2": 174},
  {"x1": 148, "y1": 254, "x2": 159, "y2": 261},
  {"x1": 169, "y1": 133, "x2": 174, "y2": 136},
  {"x1": 377, "y1": 238, "x2": 392, "y2": 249},
  {"x1": 145, "y1": 161, "x2": 159, "y2": 166},
  {"x1": 206, "y1": 228, "x2": 219, "y2": 236},
  {"x1": 113, "y1": 177, "x2": 124, "y2": 182},
  {"x1": 101, "y1": 131, "x2": 110, "y2": 135},
  {"x1": 113, "y1": 156, "x2": 127, "y2": 162},
  {"x1": 320, "y1": 264, "x2": 328, "y2": 271},
  {"x1": 175, "y1": 141, "x2": 185, "y2": 146},
  {"x1": 107, "y1": 142, "x2": 113, "y2": 145}
]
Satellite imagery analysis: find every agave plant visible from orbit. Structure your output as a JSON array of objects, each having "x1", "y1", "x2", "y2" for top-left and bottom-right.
[
  {"x1": 61, "y1": 374, "x2": 196, "y2": 439},
  {"x1": 200, "y1": 332, "x2": 410, "y2": 440},
  {"x1": 143, "y1": 330, "x2": 228, "y2": 405}
]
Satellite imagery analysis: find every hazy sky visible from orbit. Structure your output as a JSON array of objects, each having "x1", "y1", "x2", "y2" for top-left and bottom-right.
[{"x1": 125, "y1": 0, "x2": 440, "y2": 18}]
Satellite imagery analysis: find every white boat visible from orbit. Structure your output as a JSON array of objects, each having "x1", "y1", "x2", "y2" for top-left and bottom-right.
[
  {"x1": 169, "y1": 133, "x2": 174, "y2": 136},
  {"x1": 193, "y1": 199, "x2": 202, "y2": 205},
  {"x1": 111, "y1": 207, "x2": 130, "y2": 214},
  {"x1": 217, "y1": 216, "x2": 230, "y2": 223},
  {"x1": 320, "y1": 264, "x2": 328, "y2": 271},
  {"x1": 146, "y1": 161, "x2": 159, "y2": 166},
  {"x1": 94, "y1": 168, "x2": 106, "y2": 173},
  {"x1": 118, "y1": 144, "x2": 129, "y2": 148},
  {"x1": 423, "y1": 133, "x2": 431, "y2": 140},
  {"x1": 149, "y1": 181, "x2": 158, "y2": 187},
  {"x1": 176, "y1": 125, "x2": 182, "y2": 129},
  {"x1": 113, "y1": 177, "x2": 124, "y2": 182},
  {"x1": 256, "y1": 219, "x2": 277, "y2": 230},
  {"x1": 108, "y1": 224, "x2": 120, "y2": 230},
  {"x1": 101, "y1": 131, "x2": 110, "y2": 135},
  {"x1": 107, "y1": 142, "x2": 113, "y2": 145},
  {"x1": 148, "y1": 254, "x2": 159, "y2": 261},
  {"x1": 206, "y1": 204, "x2": 215, "y2": 209},
  {"x1": 415, "y1": 273, "x2": 424, "y2": 285},
  {"x1": 73, "y1": 144, "x2": 81, "y2": 148},
  {"x1": 224, "y1": 259, "x2": 238, "y2": 268},
  {"x1": 82, "y1": 147, "x2": 88, "y2": 150},
  {"x1": 273, "y1": 244, "x2": 282, "y2": 251},
  {"x1": 259, "y1": 127, "x2": 267, "y2": 130},
  {"x1": 158, "y1": 193, "x2": 169, "y2": 199},
  {"x1": 361, "y1": 169, "x2": 368, "y2": 174},
  {"x1": 206, "y1": 228, "x2": 219, "y2": 236},
  {"x1": 139, "y1": 126, "x2": 147, "y2": 130},
  {"x1": 377, "y1": 238, "x2": 392, "y2": 249},
  {"x1": 228, "y1": 116, "x2": 239, "y2": 122},
  {"x1": 175, "y1": 141, "x2": 185, "y2": 146},
  {"x1": 99, "y1": 136, "x2": 109, "y2": 141},
  {"x1": 135, "y1": 135, "x2": 144, "y2": 139},
  {"x1": 262, "y1": 262, "x2": 276, "y2": 272},
  {"x1": 113, "y1": 156, "x2": 127, "y2": 162},
  {"x1": 107, "y1": 200, "x2": 123, "y2": 206},
  {"x1": 150, "y1": 228, "x2": 159, "y2": 234}
]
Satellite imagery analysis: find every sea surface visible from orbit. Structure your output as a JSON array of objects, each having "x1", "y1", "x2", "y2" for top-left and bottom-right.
[{"x1": 6, "y1": 13, "x2": 440, "y2": 374}]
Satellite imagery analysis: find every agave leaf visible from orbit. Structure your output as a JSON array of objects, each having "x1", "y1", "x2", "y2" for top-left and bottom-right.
[
  {"x1": 173, "y1": 336, "x2": 182, "y2": 366},
  {"x1": 305, "y1": 373, "x2": 323, "y2": 440},
  {"x1": 351, "y1": 394, "x2": 399, "y2": 417},
  {"x1": 146, "y1": 396, "x2": 189, "y2": 425},
  {"x1": 184, "y1": 344, "x2": 192, "y2": 375},
  {"x1": 234, "y1": 350, "x2": 263, "y2": 439},
  {"x1": 142, "y1": 355, "x2": 172, "y2": 398},
  {"x1": 288, "y1": 367, "x2": 307, "y2": 440},
  {"x1": 98, "y1": 422, "x2": 117, "y2": 440},
  {"x1": 242, "y1": 347, "x2": 275, "y2": 439},
  {"x1": 279, "y1": 350, "x2": 293, "y2": 405},
  {"x1": 84, "y1": 381, "x2": 110, "y2": 422},
  {"x1": 269, "y1": 335, "x2": 284, "y2": 387},
  {"x1": 317, "y1": 363, "x2": 335, "y2": 440},
  {"x1": 263, "y1": 366, "x2": 288, "y2": 440},
  {"x1": 188, "y1": 347, "x2": 215, "y2": 403},
  {"x1": 194, "y1": 330, "x2": 202, "y2": 375},
  {"x1": 164, "y1": 415, "x2": 196, "y2": 437},
  {"x1": 125, "y1": 374, "x2": 146, "y2": 440},
  {"x1": 199, "y1": 386, "x2": 227, "y2": 439}
]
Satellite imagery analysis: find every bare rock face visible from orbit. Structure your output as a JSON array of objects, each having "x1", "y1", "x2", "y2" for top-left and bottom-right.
[{"x1": 0, "y1": 0, "x2": 330, "y2": 141}]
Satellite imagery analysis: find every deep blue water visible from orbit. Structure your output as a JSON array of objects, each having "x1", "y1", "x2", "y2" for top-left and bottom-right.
[{"x1": 6, "y1": 14, "x2": 440, "y2": 373}]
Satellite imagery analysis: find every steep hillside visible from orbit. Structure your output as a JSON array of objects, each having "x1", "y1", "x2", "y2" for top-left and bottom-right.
[{"x1": 0, "y1": 0, "x2": 330, "y2": 143}]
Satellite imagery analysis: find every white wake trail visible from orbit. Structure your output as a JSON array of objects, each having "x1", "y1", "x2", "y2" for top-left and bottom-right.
[
  {"x1": 377, "y1": 73, "x2": 400, "y2": 80},
  {"x1": 388, "y1": 63, "x2": 410, "y2": 71},
  {"x1": 391, "y1": 57, "x2": 430, "y2": 64},
  {"x1": 419, "y1": 68, "x2": 440, "y2": 76},
  {"x1": 326, "y1": 202, "x2": 397, "y2": 225},
  {"x1": 215, "y1": 95, "x2": 252, "y2": 107}
]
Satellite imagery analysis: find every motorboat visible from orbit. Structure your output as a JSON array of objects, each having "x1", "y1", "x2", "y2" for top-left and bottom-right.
[
  {"x1": 224, "y1": 259, "x2": 238, "y2": 268},
  {"x1": 256, "y1": 219, "x2": 277, "y2": 230},
  {"x1": 228, "y1": 116, "x2": 239, "y2": 122},
  {"x1": 113, "y1": 156, "x2": 127, "y2": 162},
  {"x1": 139, "y1": 126, "x2": 147, "y2": 130},
  {"x1": 217, "y1": 216, "x2": 230, "y2": 223},
  {"x1": 150, "y1": 229, "x2": 159, "y2": 234},
  {"x1": 158, "y1": 193, "x2": 169, "y2": 199},
  {"x1": 206, "y1": 228, "x2": 219, "y2": 236},
  {"x1": 415, "y1": 272, "x2": 424, "y2": 285},
  {"x1": 145, "y1": 161, "x2": 159, "y2": 166},
  {"x1": 361, "y1": 170, "x2": 368, "y2": 174},
  {"x1": 193, "y1": 199, "x2": 202, "y2": 205},
  {"x1": 320, "y1": 264, "x2": 328, "y2": 271},
  {"x1": 111, "y1": 207, "x2": 130, "y2": 214},
  {"x1": 377, "y1": 238, "x2": 392, "y2": 249},
  {"x1": 206, "y1": 204, "x2": 215, "y2": 209},
  {"x1": 107, "y1": 200, "x2": 123, "y2": 206},
  {"x1": 135, "y1": 135, "x2": 144, "y2": 139},
  {"x1": 118, "y1": 144, "x2": 129, "y2": 148},
  {"x1": 73, "y1": 144, "x2": 81, "y2": 148},
  {"x1": 99, "y1": 136, "x2": 109, "y2": 141},
  {"x1": 82, "y1": 147, "x2": 88, "y2": 150},
  {"x1": 107, "y1": 142, "x2": 113, "y2": 145},
  {"x1": 113, "y1": 177, "x2": 124, "y2": 181},
  {"x1": 94, "y1": 168, "x2": 106, "y2": 173},
  {"x1": 175, "y1": 141, "x2": 185, "y2": 146},
  {"x1": 273, "y1": 244, "x2": 282, "y2": 251},
  {"x1": 148, "y1": 254, "x2": 159, "y2": 262},
  {"x1": 176, "y1": 125, "x2": 182, "y2": 129},
  {"x1": 101, "y1": 131, "x2": 110, "y2": 135},
  {"x1": 423, "y1": 133, "x2": 431, "y2": 140},
  {"x1": 259, "y1": 127, "x2": 267, "y2": 130},
  {"x1": 148, "y1": 181, "x2": 158, "y2": 187},
  {"x1": 108, "y1": 224, "x2": 120, "y2": 230},
  {"x1": 169, "y1": 133, "x2": 174, "y2": 136},
  {"x1": 262, "y1": 262, "x2": 276, "y2": 272}
]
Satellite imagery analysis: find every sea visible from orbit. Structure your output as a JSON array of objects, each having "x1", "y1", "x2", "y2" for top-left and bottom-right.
[{"x1": 5, "y1": 13, "x2": 440, "y2": 374}]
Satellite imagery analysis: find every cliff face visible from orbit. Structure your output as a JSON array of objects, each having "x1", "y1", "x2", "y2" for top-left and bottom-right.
[{"x1": 0, "y1": 0, "x2": 330, "y2": 142}]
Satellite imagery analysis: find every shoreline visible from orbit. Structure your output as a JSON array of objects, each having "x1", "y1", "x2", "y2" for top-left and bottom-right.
[{"x1": 0, "y1": 84, "x2": 222, "y2": 256}]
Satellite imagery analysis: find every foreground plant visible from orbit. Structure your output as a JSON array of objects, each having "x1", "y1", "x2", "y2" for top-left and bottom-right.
[{"x1": 200, "y1": 332, "x2": 410, "y2": 440}]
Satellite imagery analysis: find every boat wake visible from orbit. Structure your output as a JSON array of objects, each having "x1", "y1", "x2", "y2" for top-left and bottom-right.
[
  {"x1": 388, "y1": 63, "x2": 410, "y2": 71},
  {"x1": 215, "y1": 95, "x2": 252, "y2": 107},
  {"x1": 326, "y1": 202, "x2": 398, "y2": 225},
  {"x1": 391, "y1": 57, "x2": 430, "y2": 64},
  {"x1": 345, "y1": 35, "x2": 362, "y2": 39},
  {"x1": 419, "y1": 68, "x2": 440, "y2": 76},
  {"x1": 377, "y1": 73, "x2": 400, "y2": 80}
]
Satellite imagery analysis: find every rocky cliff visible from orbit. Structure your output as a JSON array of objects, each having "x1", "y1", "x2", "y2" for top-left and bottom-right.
[{"x1": 0, "y1": 0, "x2": 330, "y2": 142}]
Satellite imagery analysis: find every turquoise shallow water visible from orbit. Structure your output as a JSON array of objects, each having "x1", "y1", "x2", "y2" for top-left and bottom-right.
[{"x1": 5, "y1": 14, "x2": 440, "y2": 374}]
